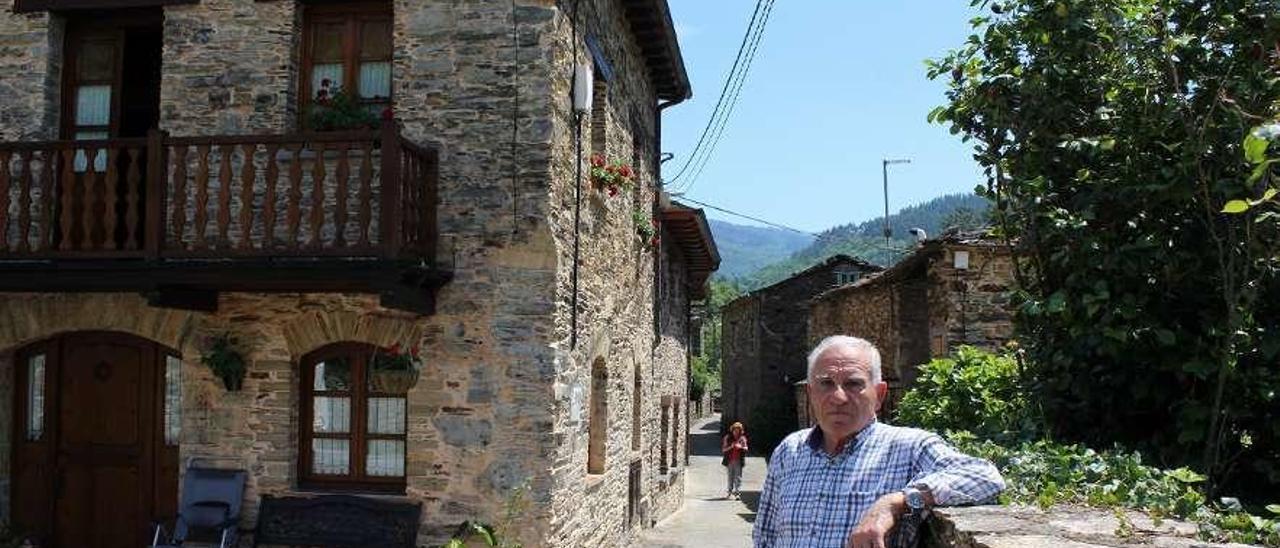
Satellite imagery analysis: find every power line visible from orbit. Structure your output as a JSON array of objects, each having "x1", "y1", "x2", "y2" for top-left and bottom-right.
[
  {"x1": 665, "y1": 0, "x2": 767, "y2": 185},
  {"x1": 673, "y1": 194, "x2": 817, "y2": 236},
  {"x1": 676, "y1": 0, "x2": 776, "y2": 193}
]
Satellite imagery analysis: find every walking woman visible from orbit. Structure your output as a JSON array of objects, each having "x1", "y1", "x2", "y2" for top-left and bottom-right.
[{"x1": 721, "y1": 422, "x2": 748, "y2": 499}]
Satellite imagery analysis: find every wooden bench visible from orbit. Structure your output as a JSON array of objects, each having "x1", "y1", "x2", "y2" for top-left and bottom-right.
[{"x1": 253, "y1": 494, "x2": 421, "y2": 547}]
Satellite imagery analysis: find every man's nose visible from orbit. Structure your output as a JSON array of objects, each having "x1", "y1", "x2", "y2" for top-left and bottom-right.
[{"x1": 827, "y1": 385, "x2": 850, "y2": 403}]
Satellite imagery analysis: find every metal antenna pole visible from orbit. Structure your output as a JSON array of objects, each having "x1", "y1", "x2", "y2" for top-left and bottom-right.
[{"x1": 882, "y1": 158, "x2": 911, "y2": 259}]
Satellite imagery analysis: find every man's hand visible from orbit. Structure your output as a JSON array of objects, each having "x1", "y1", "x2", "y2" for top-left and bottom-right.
[{"x1": 844, "y1": 493, "x2": 903, "y2": 548}]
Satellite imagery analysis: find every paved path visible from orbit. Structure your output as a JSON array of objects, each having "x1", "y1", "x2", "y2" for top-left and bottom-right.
[{"x1": 634, "y1": 414, "x2": 766, "y2": 548}]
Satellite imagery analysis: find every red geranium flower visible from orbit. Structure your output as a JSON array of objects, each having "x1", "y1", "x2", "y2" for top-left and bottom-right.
[{"x1": 589, "y1": 154, "x2": 606, "y2": 168}]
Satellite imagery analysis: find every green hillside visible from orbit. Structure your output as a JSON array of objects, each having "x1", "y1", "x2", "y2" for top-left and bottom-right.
[
  {"x1": 740, "y1": 193, "x2": 990, "y2": 289},
  {"x1": 706, "y1": 219, "x2": 815, "y2": 279}
]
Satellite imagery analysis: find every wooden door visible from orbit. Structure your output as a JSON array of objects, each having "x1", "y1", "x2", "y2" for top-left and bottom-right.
[{"x1": 10, "y1": 332, "x2": 176, "y2": 548}]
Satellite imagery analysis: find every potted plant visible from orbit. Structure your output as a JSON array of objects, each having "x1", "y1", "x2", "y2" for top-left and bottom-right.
[
  {"x1": 201, "y1": 333, "x2": 246, "y2": 392},
  {"x1": 305, "y1": 79, "x2": 387, "y2": 131},
  {"x1": 588, "y1": 154, "x2": 636, "y2": 197},
  {"x1": 368, "y1": 343, "x2": 421, "y2": 394},
  {"x1": 632, "y1": 207, "x2": 660, "y2": 251}
]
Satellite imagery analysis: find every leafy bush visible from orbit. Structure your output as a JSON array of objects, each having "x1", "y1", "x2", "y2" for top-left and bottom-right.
[
  {"x1": 945, "y1": 432, "x2": 1280, "y2": 546},
  {"x1": 895, "y1": 346, "x2": 1041, "y2": 443}
]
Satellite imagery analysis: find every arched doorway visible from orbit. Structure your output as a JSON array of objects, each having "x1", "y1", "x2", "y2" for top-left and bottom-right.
[{"x1": 10, "y1": 331, "x2": 179, "y2": 548}]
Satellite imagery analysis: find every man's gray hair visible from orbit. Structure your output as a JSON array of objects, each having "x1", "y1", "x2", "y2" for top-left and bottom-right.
[{"x1": 806, "y1": 335, "x2": 882, "y2": 384}]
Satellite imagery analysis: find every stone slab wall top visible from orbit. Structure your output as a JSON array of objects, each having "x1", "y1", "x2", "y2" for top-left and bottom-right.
[{"x1": 926, "y1": 505, "x2": 1255, "y2": 548}]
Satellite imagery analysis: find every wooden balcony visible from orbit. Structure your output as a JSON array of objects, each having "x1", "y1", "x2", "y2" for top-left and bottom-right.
[{"x1": 0, "y1": 122, "x2": 450, "y2": 313}]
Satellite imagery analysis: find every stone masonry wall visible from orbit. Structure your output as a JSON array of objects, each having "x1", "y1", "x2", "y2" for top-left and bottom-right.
[
  {"x1": 539, "y1": 0, "x2": 692, "y2": 545},
  {"x1": 720, "y1": 296, "x2": 760, "y2": 429},
  {"x1": 721, "y1": 259, "x2": 878, "y2": 440},
  {"x1": 160, "y1": 0, "x2": 298, "y2": 135},
  {"x1": 0, "y1": 11, "x2": 61, "y2": 141},
  {"x1": 0, "y1": 291, "x2": 558, "y2": 547},
  {"x1": 926, "y1": 244, "x2": 1015, "y2": 357}
]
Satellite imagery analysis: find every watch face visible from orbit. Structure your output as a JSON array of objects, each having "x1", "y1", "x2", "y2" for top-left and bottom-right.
[{"x1": 906, "y1": 488, "x2": 925, "y2": 509}]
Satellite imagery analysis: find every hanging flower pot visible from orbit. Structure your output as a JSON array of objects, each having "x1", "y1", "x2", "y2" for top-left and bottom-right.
[
  {"x1": 589, "y1": 154, "x2": 636, "y2": 197},
  {"x1": 368, "y1": 343, "x2": 422, "y2": 394},
  {"x1": 201, "y1": 334, "x2": 246, "y2": 392}
]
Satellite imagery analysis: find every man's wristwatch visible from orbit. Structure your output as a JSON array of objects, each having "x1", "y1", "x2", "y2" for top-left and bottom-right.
[{"x1": 902, "y1": 486, "x2": 928, "y2": 515}]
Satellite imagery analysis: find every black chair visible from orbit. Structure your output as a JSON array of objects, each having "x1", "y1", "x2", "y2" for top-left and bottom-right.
[{"x1": 150, "y1": 466, "x2": 247, "y2": 548}]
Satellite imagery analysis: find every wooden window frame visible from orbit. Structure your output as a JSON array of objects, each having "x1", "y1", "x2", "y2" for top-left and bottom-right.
[
  {"x1": 60, "y1": 25, "x2": 124, "y2": 141},
  {"x1": 299, "y1": 1, "x2": 393, "y2": 130},
  {"x1": 299, "y1": 342, "x2": 407, "y2": 493}
]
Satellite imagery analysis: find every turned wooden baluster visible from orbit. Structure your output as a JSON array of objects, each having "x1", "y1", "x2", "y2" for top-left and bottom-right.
[
  {"x1": 333, "y1": 142, "x2": 349, "y2": 249},
  {"x1": 124, "y1": 147, "x2": 141, "y2": 250},
  {"x1": 194, "y1": 145, "x2": 210, "y2": 250},
  {"x1": 171, "y1": 145, "x2": 189, "y2": 248},
  {"x1": 286, "y1": 143, "x2": 303, "y2": 249},
  {"x1": 238, "y1": 143, "x2": 256, "y2": 250},
  {"x1": 263, "y1": 143, "x2": 279, "y2": 249},
  {"x1": 0, "y1": 151, "x2": 10, "y2": 252},
  {"x1": 308, "y1": 141, "x2": 326, "y2": 249},
  {"x1": 59, "y1": 149, "x2": 74, "y2": 250},
  {"x1": 17, "y1": 151, "x2": 34, "y2": 253},
  {"x1": 102, "y1": 148, "x2": 119, "y2": 251},
  {"x1": 358, "y1": 142, "x2": 373, "y2": 248},
  {"x1": 82, "y1": 147, "x2": 99, "y2": 250},
  {"x1": 39, "y1": 150, "x2": 54, "y2": 251},
  {"x1": 217, "y1": 145, "x2": 233, "y2": 248}
]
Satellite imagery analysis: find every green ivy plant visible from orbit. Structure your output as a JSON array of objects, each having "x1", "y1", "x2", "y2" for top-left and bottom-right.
[
  {"x1": 632, "y1": 207, "x2": 659, "y2": 251},
  {"x1": 201, "y1": 333, "x2": 246, "y2": 392}
]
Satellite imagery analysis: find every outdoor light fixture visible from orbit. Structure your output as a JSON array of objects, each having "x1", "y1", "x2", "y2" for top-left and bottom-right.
[
  {"x1": 572, "y1": 63, "x2": 593, "y2": 114},
  {"x1": 954, "y1": 250, "x2": 970, "y2": 270}
]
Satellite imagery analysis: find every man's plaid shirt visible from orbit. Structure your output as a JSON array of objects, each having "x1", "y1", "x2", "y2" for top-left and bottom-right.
[{"x1": 752, "y1": 421, "x2": 1005, "y2": 548}]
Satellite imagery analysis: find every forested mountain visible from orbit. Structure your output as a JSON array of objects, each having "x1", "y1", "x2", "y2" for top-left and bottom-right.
[
  {"x1": 705, "y1": 219, "x2": 815, "y2": 279},
  {"x1": 738, "y1": 193, "x2": 990, "y2": 289}
]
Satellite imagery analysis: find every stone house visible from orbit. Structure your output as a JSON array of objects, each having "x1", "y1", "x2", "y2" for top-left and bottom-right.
[
  {"x1": 804, "y1": 232, "x2": 1015, "y2": 420},
  {"x1": 0, "y1": 0, "x2": 718, "y2": 546},
  {"x1": 719, "y1": 255, "x2": 880, "y2": 446}
]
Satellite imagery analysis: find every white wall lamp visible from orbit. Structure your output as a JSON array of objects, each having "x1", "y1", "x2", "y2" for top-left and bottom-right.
[{"x1": 954, "y1": 250, "x2": 971, "y2": 270}]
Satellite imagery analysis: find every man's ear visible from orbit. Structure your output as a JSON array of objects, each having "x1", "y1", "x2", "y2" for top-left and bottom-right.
[{"x1": 875, "y1": 381, "x2": 889, "y2": 411}]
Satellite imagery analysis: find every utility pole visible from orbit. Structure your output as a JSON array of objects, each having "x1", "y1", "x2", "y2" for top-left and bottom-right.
[{"x1": 882, "y1": 158, "x2": 911, "y2": 251}]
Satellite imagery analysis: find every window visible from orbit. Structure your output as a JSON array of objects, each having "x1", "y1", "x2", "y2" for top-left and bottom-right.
[
  {"x1": 587, "y1": 358, "x2": 607, "y2": 475},
  {"x1": 590, "y1": 72, "x2": 608, "y2": 155},
  {"x1": 631, "y1": 367, "x2": 641, "y2": 452},
  {"x1": 66, "y1": 33, "x2": 119, "y2": 171},
  {"x1": 300, "y1": 342, "x2": 409, "y2": 491},
  {"x1": 835, "y1": 271, "x2": 861, "y2": 285},
  {"x1": 301, "y1": 2, "x2": 393, "y2": 128},
  {"x1": 164, "y1": 355, "x2": 182, "y2": 445},
  {"x1": 26, "y1": 353, "x2": 46, "y2": 441},
  {"x1": 658, "y1": 401, "x2": 669, "y2": 475}
]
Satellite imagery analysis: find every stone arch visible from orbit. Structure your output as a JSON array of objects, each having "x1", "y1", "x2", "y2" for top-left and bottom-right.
[
  {"x1": 587, "y1": 357, "x2": 607, "y2": 475},
  {"x1": 281, "y1": 309, "x2": 424, "y2": 358},
  {"x1": 0, "y1": 294, "x2": 197, "y2": 353}
]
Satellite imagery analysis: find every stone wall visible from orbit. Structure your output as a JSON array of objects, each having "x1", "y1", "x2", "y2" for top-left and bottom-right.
[
  {"x1": 0, "y1": 0, "x2": 689, "y2": 545},
  {"x1": 806, "y1": 241, "x2": 1015, "y2": 416},
  {"x1": 720, "y1": 258, "x2": 880, "y2": 441},
  {"x1": 160, "y1": 0, "x2": 298, "y2": 135},
  {"x1": 0, "y1": 11, "x2": 61, "y2": 141},
  {"x1": 539, "y1": 0, "x2": 693, "y2": 544},
  {"x1": 926, "y1": 244, "x2": 1016, "y2": 357},
  {"x1": 926, "y1": 505, "x2": 1254, "y2": 548}
]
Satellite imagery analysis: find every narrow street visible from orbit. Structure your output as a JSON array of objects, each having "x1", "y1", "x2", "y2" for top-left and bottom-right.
[{"x1": 634, "y1": 414, "x2": 768, "y2": 548}]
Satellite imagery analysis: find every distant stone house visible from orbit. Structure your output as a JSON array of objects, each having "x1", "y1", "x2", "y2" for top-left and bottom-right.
[
  {"x1": 0, "y1": 0, "x2": 718, "y2": 546},
  {"x1": 719, "y1": 255, "x2": 881, "y2": 439},
  {"x1": 804, "y1": 232, "x2": 1016, "y2": 420}
]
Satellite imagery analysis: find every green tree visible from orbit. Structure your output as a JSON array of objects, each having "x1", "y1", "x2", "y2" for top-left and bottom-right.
[{"x1": 929, "y1": 0, "x2": 1280, "y2": 499}]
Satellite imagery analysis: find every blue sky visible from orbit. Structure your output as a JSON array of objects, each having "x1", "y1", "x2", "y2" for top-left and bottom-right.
[{"x1": 662, "y1": 1, "x2": 986, "y2": 233}]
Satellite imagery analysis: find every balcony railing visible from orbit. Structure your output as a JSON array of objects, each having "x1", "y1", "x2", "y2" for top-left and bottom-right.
[
  {"x1": 0, "y1": 122, "x2": 446, "y2": 312},
  {"x1": 0, "y1": 122, "x2": 435, "y2": 260}
]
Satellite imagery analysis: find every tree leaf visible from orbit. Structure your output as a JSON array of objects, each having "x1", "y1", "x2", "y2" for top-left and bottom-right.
[
  {"x1": 1166, "y1": 467, "x2": 1207, "y2": 483},
  {"x1": 1222, "y1": 200, "x2": 1250, "y2": 214},
  {"x1": 1244, "y1": 133, "x2": 1270, "y2": 164},
  {"x1": 1266, "y1": 504, "x2": 1280, "y2": 515}
]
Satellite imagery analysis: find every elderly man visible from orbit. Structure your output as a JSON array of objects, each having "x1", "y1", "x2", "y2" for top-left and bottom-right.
[{"x1": 753, "y1": 335, "x2": 1005, "y2": 548}]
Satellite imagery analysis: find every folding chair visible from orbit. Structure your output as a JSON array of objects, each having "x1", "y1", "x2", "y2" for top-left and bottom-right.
[{"x1": 150, "y1": 466, "x2": 247, "y2": 548}]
